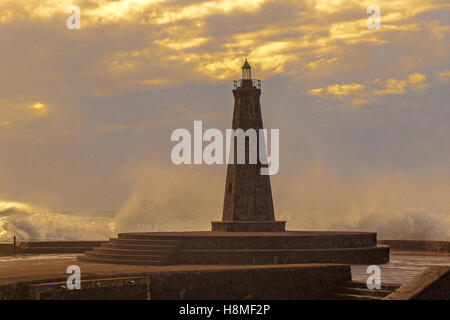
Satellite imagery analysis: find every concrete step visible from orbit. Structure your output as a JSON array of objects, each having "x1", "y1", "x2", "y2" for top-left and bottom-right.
[
  {"x1": 340, "y1": 281, "x2": 400, "y2": 291},
  {"x1": 335, "y1": 293, "x2": 382, "y2": 300},
  {"x1": 117, "y1": 234, "x2": 180, "y2": 241},
  {"x1": 93, "y1": 247, "x2": 173, "y2": 255},
  {"x1": 334, "y1": 281, "x2": 399, "y2": 300},
  {"x1": 102, "y1": 242, "x2": 177, "y2": 250},
  {"x1": 77, "y1": 255, "x2": 166, "y2": 266},
  {"x1": 85, "y1": 251, "x2": 168, "y2": 261},
  {"x1": 337, "y1": 286, "x2": 392, "y2": 297},
  {"x1": 77, "y1": 232, "x2": 389, "y2": 266},
  {"x1": 114, "y1": 232, "x2": 378, "y2": 249},
  {"x1": 180, "y1": 247, "x2": 385, "y2": 253},
  {"x1": 110, "y1": 238, "x2": 179, "y2": 245}
]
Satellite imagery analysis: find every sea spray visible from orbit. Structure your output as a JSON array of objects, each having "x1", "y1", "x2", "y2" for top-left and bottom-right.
[
  {"x1": 1, "y1": 160, "x2": 449, "y2": 241},
  {"x1": 115, "y1": 163, "x2": 450, "y2": 240},
  {"x1": 114, "y1": 165, "x2": 223, "y2": 233},
  {"x1": 0, "y1": 201, "x2": 114, "y2": 240}
]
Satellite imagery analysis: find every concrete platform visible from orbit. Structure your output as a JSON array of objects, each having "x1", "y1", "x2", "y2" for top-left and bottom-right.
[
  {"x1": 78, "y1": 231, "x2": 390, "y2": 266},
  {"x1": 0, "y1": 256, "x2": 350, "y2": 299},
  {"x1": 1, "y1": 253, "x2": 447, "y2": 299}
]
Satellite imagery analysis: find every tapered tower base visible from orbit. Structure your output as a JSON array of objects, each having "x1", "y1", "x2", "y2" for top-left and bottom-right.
[{"x1": 211, "y1": 221, "x2": 286, "y2": 232}]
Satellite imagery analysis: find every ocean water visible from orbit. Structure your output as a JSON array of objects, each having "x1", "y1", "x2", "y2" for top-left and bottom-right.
[
  {"x1": 1, "y1": 194, "x2": 449, "y2": 242},
  {"x1": 0, "y1": 201, "x2": 115, "y2": 241}
]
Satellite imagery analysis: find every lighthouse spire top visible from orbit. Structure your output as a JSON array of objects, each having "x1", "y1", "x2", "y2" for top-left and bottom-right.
[
  {"x1": 233, "y1": 59, "x2": 261, "y2": 89},
  {"x1": 241, "y1": 59, "x2": 252, "y2": 80}
]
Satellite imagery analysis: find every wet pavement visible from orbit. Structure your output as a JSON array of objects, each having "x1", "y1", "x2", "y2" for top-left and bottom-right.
[{"x1": 351, "y1": 253, "x2": 450, "y2": 285}]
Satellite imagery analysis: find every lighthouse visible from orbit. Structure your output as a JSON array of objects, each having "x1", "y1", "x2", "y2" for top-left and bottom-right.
[{"x1": 211, "y1": 60, "x2": 286, "y2": 232}]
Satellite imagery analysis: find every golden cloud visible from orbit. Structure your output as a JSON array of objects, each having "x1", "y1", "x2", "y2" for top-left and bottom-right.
[
  {"x1": 308, "y1": 58, "x2": 339, "y2": 70},
  {"x1": 0, "y1": 100, "x2": 49, "y2": 129},
  {"x1": 154, "y1": 37, "x2": 208, "y2": 50},
  {"x1": 0, "y1": 0, "x2": 267, "y2": 27},
  {"x1": 309, "y1": 72, "x2": 432, "y2": 107},
  {"x1": 351, "y1": 97, "x2": 377, "y2": 107},
  {"x1": 327, "y1": 83, "x2": 366, "y2": 97},
  {"x1": 309, "y1": 82, "x2": 371, "y2": 107},
  {"x1": 309, "y1": 83, "x2": 365, "y2": 97},
  {"x1": 375, "y1": 73, "x2": 429, "y2": 95},
  {"x1": 155, "y1": 0, "x2": 266, "y2": 24},
  {"x1": 435, "y1": 69, "x2": 450, "y2": 83},
  {"x1": 308, "y1": 88, "x2": 325, "y2": 96},
  {"x1": 0, "y1": 0, "x2": 448, "y2": 93}
]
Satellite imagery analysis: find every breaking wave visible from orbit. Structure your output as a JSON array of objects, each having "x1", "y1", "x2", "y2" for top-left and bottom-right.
[
  {"x1": 114, "y1": 166, "x2": 223, "y2": 233},
  {"x1": 115, "y1": 163, "x2": 450, "y2": 240},
  {"x1": 1, "y1": 160, "x2": 450, "y2": 241},
  {"x1": 0, "y1": 201, "x2": 115, "y2": 241}
]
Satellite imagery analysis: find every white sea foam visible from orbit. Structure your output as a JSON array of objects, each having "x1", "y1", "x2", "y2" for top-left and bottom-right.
[
  {"x1": 2, "y1": 161, "x2": 450, "y2": 241},
  {"x1": 0, "y1": 201, "x2": 114, "y2": 241},
  {"x1": 114, "y1": 164, "x2": 450, "y2": 240}
]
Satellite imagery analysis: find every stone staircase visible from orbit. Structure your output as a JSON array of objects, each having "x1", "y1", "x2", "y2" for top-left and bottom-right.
[
  {"x1": 334, "y1": 281, "x2": 400, "y2": 300},
  {"x1": 78, "y1": 238, "x2": 179, "y2": 266},
  {"x1": 78, "y1": 231, "x2": 390, "y2": 266}
]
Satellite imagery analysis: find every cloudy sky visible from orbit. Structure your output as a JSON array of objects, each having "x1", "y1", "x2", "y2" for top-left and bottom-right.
[{"x1": 0, "y1": 0, "x2": 449, "y2": 215}]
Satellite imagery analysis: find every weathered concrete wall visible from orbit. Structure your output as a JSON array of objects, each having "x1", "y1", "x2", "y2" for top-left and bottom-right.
[
  {"x1": 31, "y1": 277, "x2": 149, "y2": 300},
  {"x1": 0, "y1": 241, "x2": 105, "y2": 255},
  {"x1": 178, "y1": 232, "x2": 378, "y2": 250},
  {"x1": 378, "y1": 240, "x2": 449, "y2": 254},
  {"x1": 0, "y1": 283, "x2": 29, "y2": 299},
  {"x1": 385, "y1": 266, "x2": 450, "y2": 300},
  {"x1": 148, "y1": 264, "x2": 350, "y2": 300},
  {"x1": 0, "y1": 242, "x2": 14, "y2": 256},
  {"x1": 178, "y1": 246, "x2": 389, "y2": 265},
  {"x1": 0, "y1": 264, "x2": 350, "y2": 300}
]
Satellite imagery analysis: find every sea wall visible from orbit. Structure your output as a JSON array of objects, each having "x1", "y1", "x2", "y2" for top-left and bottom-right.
[
  {"x1": 0, "y1": 241, "x2": 105, "y2": 255},
  {"x1": 0, "y1": 264, "x2": 350, "y2": 300},
  {"x1": 378, "y1": 240, "x2": 450, "y2": 254}
]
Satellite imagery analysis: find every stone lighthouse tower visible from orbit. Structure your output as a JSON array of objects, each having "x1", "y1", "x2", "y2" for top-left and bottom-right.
[{"x1": 211, "y1": 60, "x2": 286, "y2": 232}]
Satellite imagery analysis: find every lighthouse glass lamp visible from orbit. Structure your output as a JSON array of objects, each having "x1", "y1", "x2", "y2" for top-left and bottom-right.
[
  {"x1": 234, "y1": 59, "x2": 261, "y2": 89},
  {"x1": 242, "y1": 59, "x2": 252, "y2": 80}
]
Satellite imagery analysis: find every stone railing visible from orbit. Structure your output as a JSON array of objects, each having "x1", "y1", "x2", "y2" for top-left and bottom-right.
[{"x1": 233, "y1": 79, "x2": 261, "y2": 89}]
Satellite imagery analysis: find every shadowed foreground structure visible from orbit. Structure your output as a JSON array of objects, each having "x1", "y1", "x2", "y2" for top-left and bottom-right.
[
  {"x1": 0, "y1": 254, "x2": 447, "y2": 299},
  {"x1": 0, "y1": 262, "x2": 351, "y2": 300}
]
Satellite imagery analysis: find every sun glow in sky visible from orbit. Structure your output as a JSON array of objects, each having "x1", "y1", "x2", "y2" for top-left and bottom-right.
[
  {"x1": 0, "y1": 0, "x2": 449, "y2": 211},
  {"x1": 29, "y1": 102, "x2": 47, "y2": 115}
]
